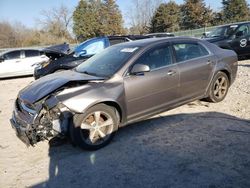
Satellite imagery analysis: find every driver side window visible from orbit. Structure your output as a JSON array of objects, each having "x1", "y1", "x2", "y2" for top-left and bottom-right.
[
  {"x1": 237, "y1": 24, "x2": 250, "y2": 37},
  {"x1": 134, "y1": 45, "x2": 172, "y2": 70}
]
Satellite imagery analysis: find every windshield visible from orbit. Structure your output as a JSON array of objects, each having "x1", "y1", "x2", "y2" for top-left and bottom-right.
[
  {"x1": 75, "y1": 45, "x2": 140, "y2": 77},
  {"x1": 207, "y1": 25, "x2": 238, "y2": 38},
  {"x1": 74, "y1": 38, "x2": 106, "y2": 57}
]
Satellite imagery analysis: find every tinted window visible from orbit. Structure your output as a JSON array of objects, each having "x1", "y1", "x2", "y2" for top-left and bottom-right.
[
  {"x1": 207, "y1": 25, "x2": 237, "y2": 38},
  {"x1": 4, "y1": 51, "x2": 21, "y2": 60},
  {"x1": 236, "y1": 24, "x2": 249, "y2": 37},
  {"x1": 25, "y1": 50, "x2": 40, "y2": 57},
  {"x1": 173, "y1": 43, "x2": 209, "y2": 62},
  {"x1": 109, "y1": 38, "x2": 127, "y2": 46},
  {"x1": 134, "y1": 45, "x2": 172, "y2": 70}
]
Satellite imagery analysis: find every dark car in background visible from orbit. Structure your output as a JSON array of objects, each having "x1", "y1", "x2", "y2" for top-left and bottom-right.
[
  {"x1": 34, "y1": 35, "x2": 149, "y2": 79},
  {"x1": 10, "y1": 37, "x2": 238, "y2": 150},
  {"x1": 204, "y1": 21, "x2": 250, "y2": 57},
  {"x1": 41, "y1": 43, "x2": 70, "y2": 60}
]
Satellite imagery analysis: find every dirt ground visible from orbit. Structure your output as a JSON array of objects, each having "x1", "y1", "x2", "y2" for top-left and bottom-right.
[{"x1": 0, "y1": 60, "x2": 249, "y2": 188}]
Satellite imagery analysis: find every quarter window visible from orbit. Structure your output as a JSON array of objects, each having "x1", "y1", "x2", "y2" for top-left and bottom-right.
[
  {"x1": 173, "y1": 43, "x2": 209, "y2": 62},
  {"x1": 134, "y1": 45, "x2": 172, "y2": 70}
]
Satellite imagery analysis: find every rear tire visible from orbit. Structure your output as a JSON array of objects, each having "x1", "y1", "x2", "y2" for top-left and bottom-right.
[
  {"x1": 206, "y1": 72, "x2": 229, "y2": 103},
  {"x1": 70, "y1": 104, "x2": 119, "y2": 150}
]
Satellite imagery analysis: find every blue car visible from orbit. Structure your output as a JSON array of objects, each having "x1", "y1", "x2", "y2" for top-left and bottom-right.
[{"x1": 34, "y1": 35, "x2": 148, "y2": 79}]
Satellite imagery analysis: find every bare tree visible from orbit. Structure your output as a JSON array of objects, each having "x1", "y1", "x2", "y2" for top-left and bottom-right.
[
  {"x1": 0, "y1": 21, "x2": 32, "y2": 48},
  {"x1": 129, "y1": 0, "x2": 163, "y2": 34},
  {"x1": 38, "y1": 4, "x2": 73, "y2": 41}
]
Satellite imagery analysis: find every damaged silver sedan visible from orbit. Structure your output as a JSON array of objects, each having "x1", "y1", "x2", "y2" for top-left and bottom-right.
[{"x1": 10, "y1": 37, "x2": 238, "y2": 150}]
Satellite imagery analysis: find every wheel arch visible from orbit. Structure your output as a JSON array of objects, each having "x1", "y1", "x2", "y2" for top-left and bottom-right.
[
  {"x1": 102, "y1": 101, "x2": 123, "y2": 123},
  {"x1": 85, "y1": 100, "x2": 124, "y2": 124},
  {"x1": 217, "y1": 69, "x2": 231, "y2": 85}
]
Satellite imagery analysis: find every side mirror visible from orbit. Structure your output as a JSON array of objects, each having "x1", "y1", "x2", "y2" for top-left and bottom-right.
[
  {"x1": 235, "y1": 31, "x2": 244, "y2": 38},
  {"x1": 131, "y1": 64, "x2": 150, "y2": 75}
]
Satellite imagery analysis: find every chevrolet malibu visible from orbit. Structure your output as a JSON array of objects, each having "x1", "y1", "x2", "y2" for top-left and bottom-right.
[{"x1": 10, "y1": 37, "x2": 238, "y2": 150}]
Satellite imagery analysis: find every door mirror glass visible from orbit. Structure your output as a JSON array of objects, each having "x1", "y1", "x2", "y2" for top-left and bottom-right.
[{"x1": 131, "y1": 64, "x2": 150, "y2": 74}]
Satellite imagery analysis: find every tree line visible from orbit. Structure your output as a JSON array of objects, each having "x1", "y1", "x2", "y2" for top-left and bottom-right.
[
  {"x1": 150, "y1": 0, "x2": 250, "y2": 33},
  {"x1": 0, "y1": 0, "x2": 249, "y2": 48}
]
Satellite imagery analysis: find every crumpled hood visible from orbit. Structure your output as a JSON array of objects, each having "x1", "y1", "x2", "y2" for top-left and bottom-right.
[
  {"x1": 42, "y1": 43, "x2": 70, "y2": 55},
  {"x1": 19, "y1": 70, "x2": 105, "y2": 103}
]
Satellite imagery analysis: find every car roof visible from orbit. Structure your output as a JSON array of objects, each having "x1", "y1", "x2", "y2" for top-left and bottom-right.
[
  {"x1": 107, "y1": 35, "x2": 150, "y2": 40},
  {"x1": 2, "y1": 49, "x2": 40, "y2": 54},
  {"x1": 113, "y1": 36, "x2": 201, "y2": 48},
  {"x1": 217, "y1": 21, "x2": 250, "y2": 27}
]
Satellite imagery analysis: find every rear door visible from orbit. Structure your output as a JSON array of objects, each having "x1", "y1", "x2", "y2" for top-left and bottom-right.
[
  {"x1": 22, "y1": 50, "x2": 47, "y2": 74},
  {"x1": 172, "y1": 42, "x2": 215, "y2": 101},
  {"x1": 124, "y1": 44, "x2": 180, "y2": 121}
]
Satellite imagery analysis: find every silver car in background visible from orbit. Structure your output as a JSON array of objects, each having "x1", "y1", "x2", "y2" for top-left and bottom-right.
[{"x1": 10, "y1": 37, "x2": 238, "y2": 150}]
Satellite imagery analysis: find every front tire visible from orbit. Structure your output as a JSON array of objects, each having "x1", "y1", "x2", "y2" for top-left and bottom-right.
[
  {"x1": 206, "y1": 72, "x2": 229, "y2": 103},
  {"x1": 71, "y1": 104, "x2": 119, "y2": 150}
]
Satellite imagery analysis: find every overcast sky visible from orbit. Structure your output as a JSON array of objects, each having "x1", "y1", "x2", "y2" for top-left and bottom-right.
[{"x1": 0, "y1": 0, "x2": 243, "y2": 28}]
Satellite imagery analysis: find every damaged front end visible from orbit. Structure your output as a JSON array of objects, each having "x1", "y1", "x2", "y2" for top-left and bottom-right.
[
  {"x1": 10, "y1": 95, "x2": 71, "y2": 146},
  {"x1": 10, "y1": 70, "x2": 107, "y2": 146}
]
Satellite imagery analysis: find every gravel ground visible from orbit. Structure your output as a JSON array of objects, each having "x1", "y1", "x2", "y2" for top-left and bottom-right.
[{"x1": 0, "y1": 60, "x2": 249, "y2": 188}]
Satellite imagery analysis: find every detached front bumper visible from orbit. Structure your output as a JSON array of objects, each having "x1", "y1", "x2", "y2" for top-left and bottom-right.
[
  {"x1": 34, "y1": 67, "x2": 45, "y2": 80},
  {"x1": 10, "y1": 110, "x2": 33, "y2": 146},
  {"x1": 10, "y1": 97, "x2": 70, "y2": 146}
]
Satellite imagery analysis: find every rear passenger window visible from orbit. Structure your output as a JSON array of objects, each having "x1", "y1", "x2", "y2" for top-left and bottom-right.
[
  {"x1": 173, "y1": 43, "x2": 209, "y2": 62},
  {"x1": 134, "y1": 45, "x2": 172, "y2": 70},
  {"x1": 25, "y1": 50, "x2": 40, "y2": 57}
]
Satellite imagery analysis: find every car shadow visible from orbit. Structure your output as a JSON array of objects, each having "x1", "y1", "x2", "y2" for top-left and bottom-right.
[{"x1": 32, "y1": 111, "x2": 250, "y2": 188}]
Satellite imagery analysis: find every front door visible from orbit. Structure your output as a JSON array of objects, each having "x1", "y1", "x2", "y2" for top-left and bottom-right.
[
  {"x1": 124, "y1": 44, "x2": 180, "y2": 121},
  {"x1": 230, "y1": 23, "x2": 250, "y2": 56}
]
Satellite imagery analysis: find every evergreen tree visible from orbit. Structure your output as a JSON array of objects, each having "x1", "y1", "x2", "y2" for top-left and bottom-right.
[
  {"x1": 222, "y1": 0, "x2": 250, "y2": 23},
  {"x1": 100, "y1": 0, "x2": 124, "y2": 35},
  {"x1": 73, "y1": 0, "x2": 123, "y2": 41},
  {"x1": 181, "y1": 0, "x2": 212, "y2": 29},
  {"x1": 73, "y1": 0, "x2": 100, "y2": 40},
  {"x1": 150, "y1": 1, "x2": 180, "y2": 33}
]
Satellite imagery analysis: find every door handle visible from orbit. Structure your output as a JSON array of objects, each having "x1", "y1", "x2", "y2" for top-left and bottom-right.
[
  {"x1": 167, "y1": 70, "x2": 176, "y2": 76},
  {"x1": 15, "y1": 60, "x2": 21, "y2": 63},
  {"x1": 207, "y1": 59, "x2": 214, "y2": 64}
]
